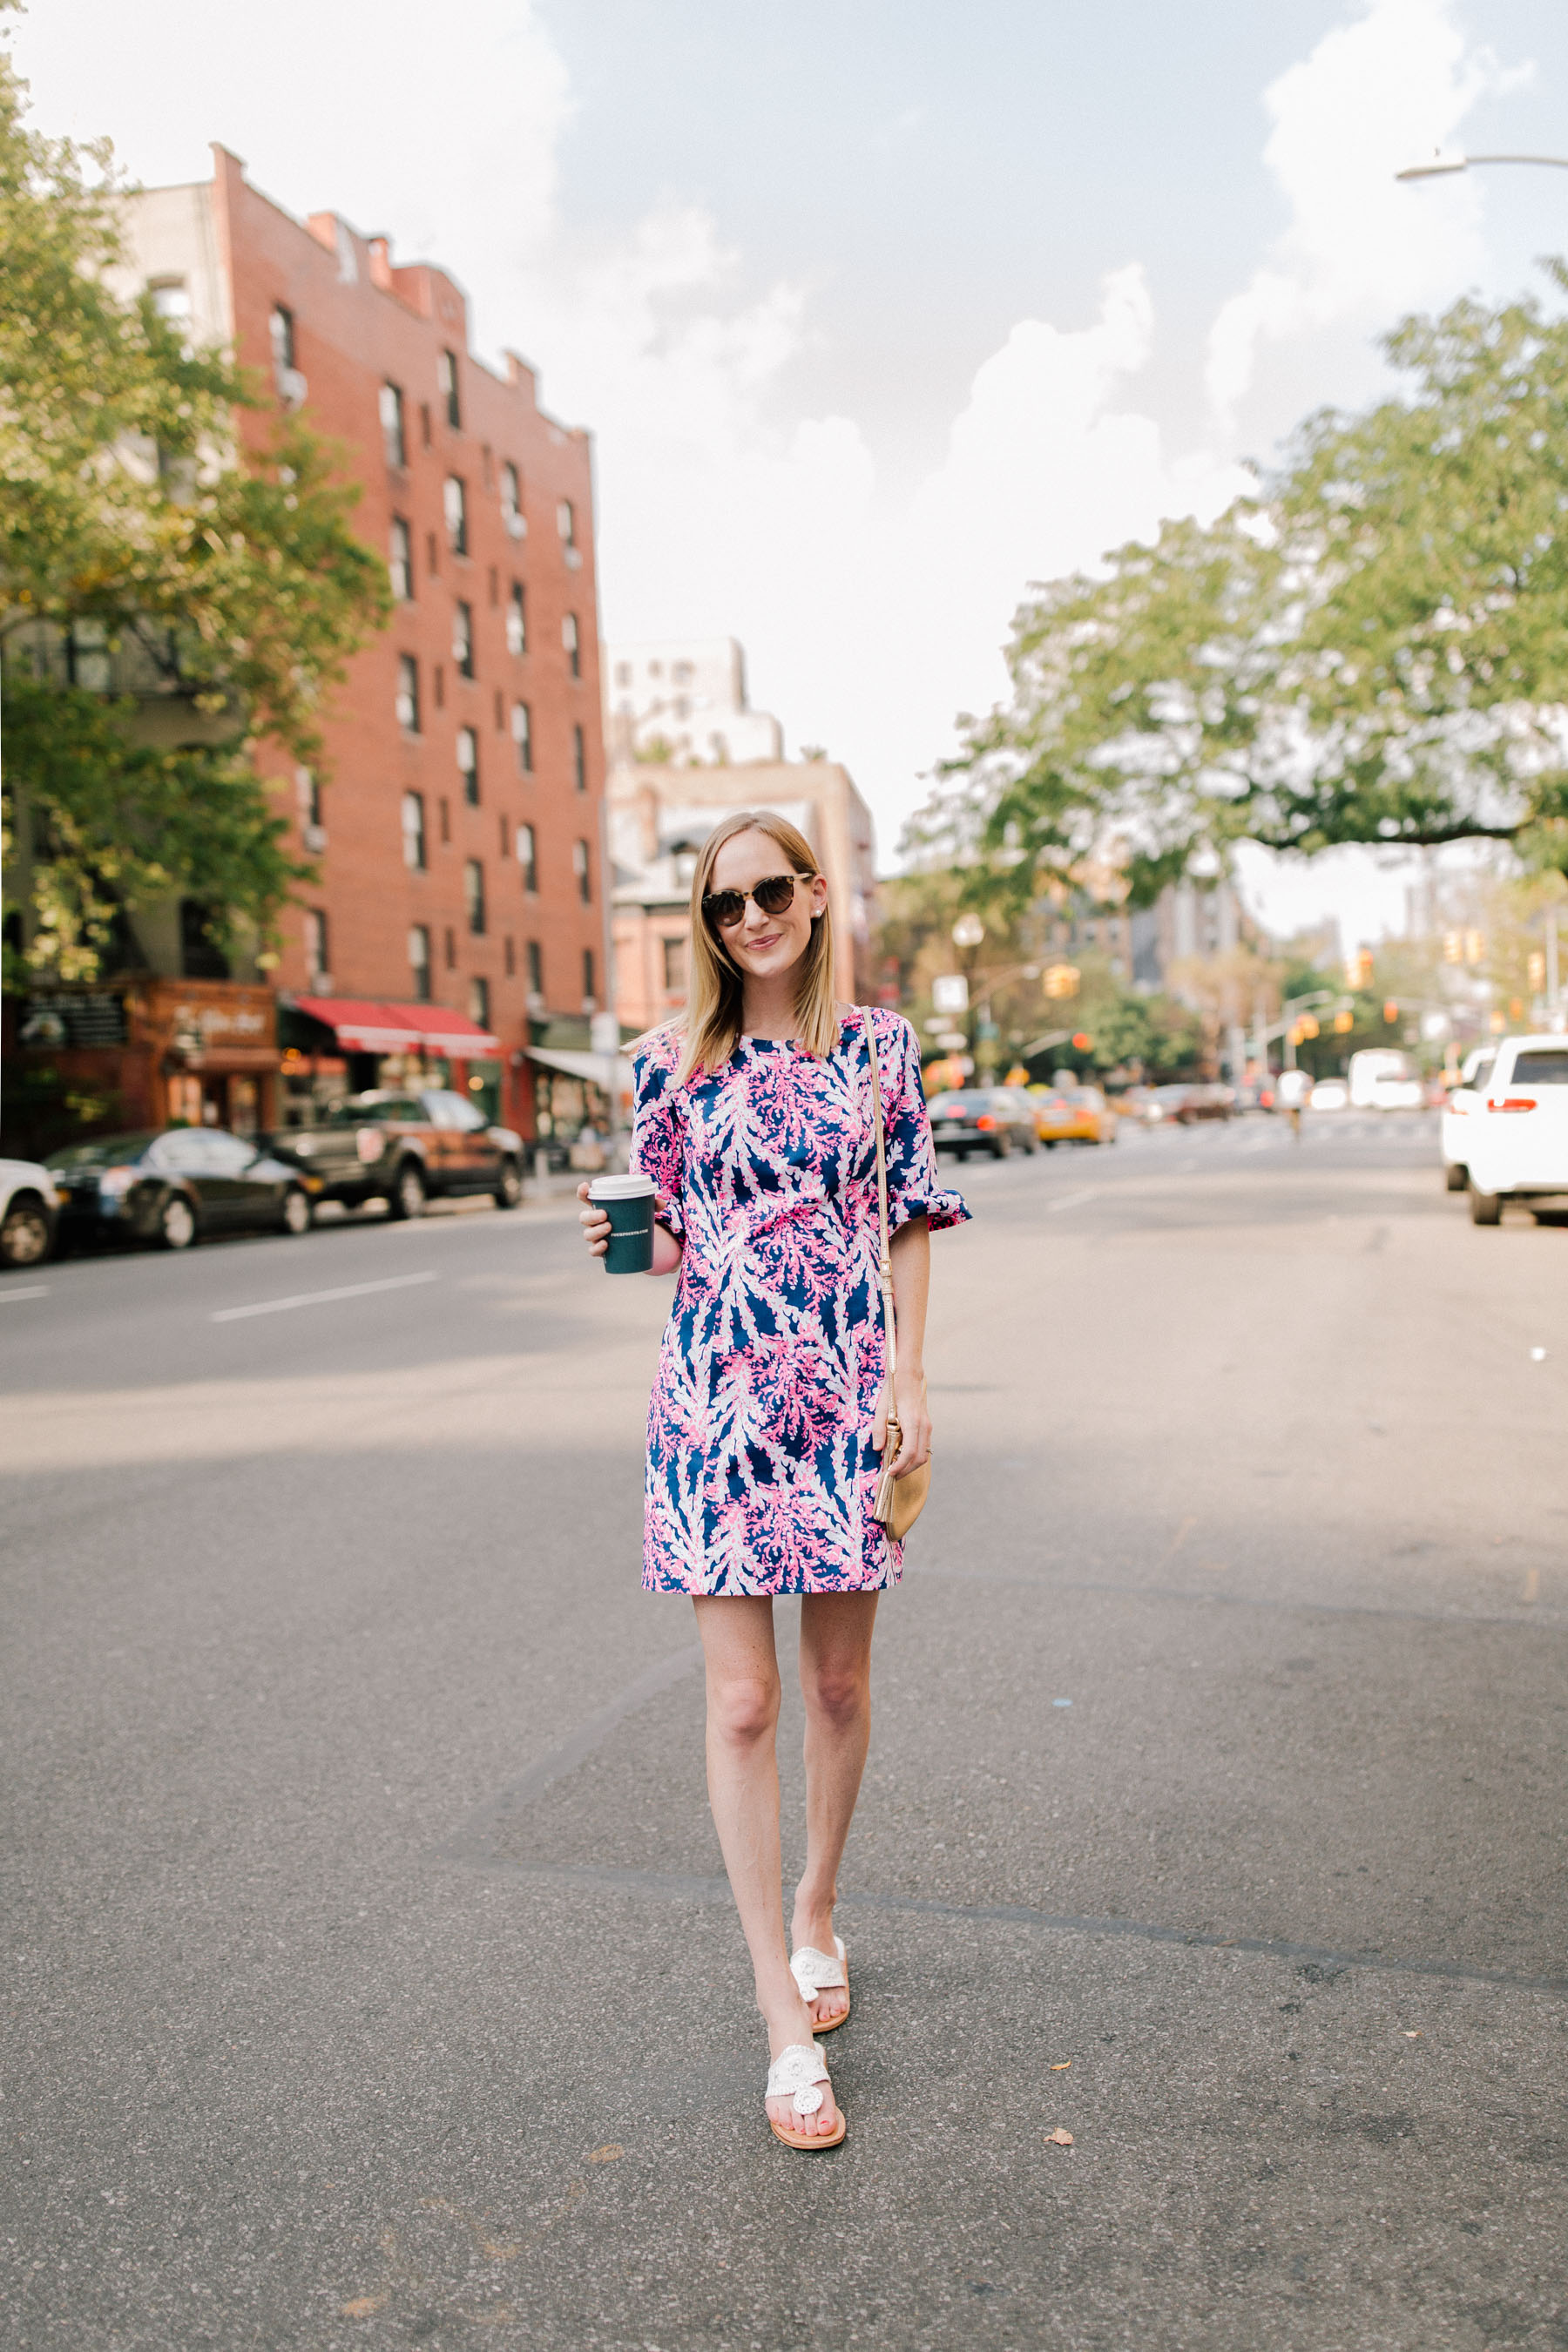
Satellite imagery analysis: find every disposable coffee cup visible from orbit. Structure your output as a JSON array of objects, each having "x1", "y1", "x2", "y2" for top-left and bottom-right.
[{"x1": 590, "y1": 1173, "x2": 656, "y2": 1274}]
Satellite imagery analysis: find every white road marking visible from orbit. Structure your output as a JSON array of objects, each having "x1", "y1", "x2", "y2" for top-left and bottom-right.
[
  {"x1": 1044, "y1": 1188, "x2": 1097, "y2": 1214},
  {"x1": 0, "y1": 1285, "x2": 50, "y2": 1304},
  {"x1": 211, "y1": 1271, "x2": 439, "y2": 1323}
]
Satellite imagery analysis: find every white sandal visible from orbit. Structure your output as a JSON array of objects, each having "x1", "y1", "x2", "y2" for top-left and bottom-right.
[
  {"x1": 765, "y1": 2041, "x2": 846, "y2": 2151},
  {"x1": 790, "y1": 1936, "x2": 850, "y2": 2031}
]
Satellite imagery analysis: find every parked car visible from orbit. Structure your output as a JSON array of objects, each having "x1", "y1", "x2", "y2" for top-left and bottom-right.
[
  {"x1": 1348, "y1": 1048, "x2": 1423, "y2": 1111},
  {"x1": 1031, "y1": 1085, "x2": 1118, "y2": 1146},
  {"x1": 1309, "y1": 1078, "x2": 1349, "y2": 1112},
  {"x1": 0, "y1": 1157, "x2": 62, "y2": 1270},
  {"x1": 1457, "y1": 1034, "x2": 1568, "y2": 1224},
  {"x1": 48, "y1": 1128, "x2": 316, "y2": 1252},
  {"x1": 927, "y1": 1087, "x2": 1040, "y2": 1160},
  {"x1": 1142, "y1": 1083, "x2": 1232, "y2": 1125},
  {"x1": 1440, "y1": 1045, "x2": 1495, "y2": 1193},
  {"x1": 266, "y1": 1088, "x2": 524, "y2": 1217}
]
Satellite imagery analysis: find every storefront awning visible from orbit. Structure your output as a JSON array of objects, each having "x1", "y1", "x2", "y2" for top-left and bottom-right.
[
  {"x1": 526, "y1": 1044, "x2": 636, "y2": 1092},
  {"x1": 291, "y1": 997, "x2": 500, "y2": 1058}
]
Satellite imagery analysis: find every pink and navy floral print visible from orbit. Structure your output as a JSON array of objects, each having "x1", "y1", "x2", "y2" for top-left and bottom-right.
[{"x1": 631, "y1": 1008, "x2": 970, "y2": 1596}]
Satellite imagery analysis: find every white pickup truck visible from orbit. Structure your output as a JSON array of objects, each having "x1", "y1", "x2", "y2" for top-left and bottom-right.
[{"x1": 1461, "y1": 1034, "x2": 1568, "y2": 1225}]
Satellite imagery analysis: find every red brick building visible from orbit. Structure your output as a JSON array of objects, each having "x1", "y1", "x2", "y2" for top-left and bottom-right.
[{"x1": 125, "y1": 149, "x2": 609, "y2": 1138}]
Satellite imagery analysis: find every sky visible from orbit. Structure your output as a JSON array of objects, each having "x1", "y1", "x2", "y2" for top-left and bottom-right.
[{"x1": 15, "y1": 0, "x2": 1568, "y2": 945}]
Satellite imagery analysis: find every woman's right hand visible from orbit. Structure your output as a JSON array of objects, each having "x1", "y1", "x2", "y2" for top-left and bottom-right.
[{"x1": 577, "y1": 1180, "x2": 611, "y2": 1259}]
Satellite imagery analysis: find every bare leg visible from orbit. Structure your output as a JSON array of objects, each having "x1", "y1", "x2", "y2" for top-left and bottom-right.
[
  {"x1": 792, "y1": 1592, "x2": 878, "y2": 2027},
  {"x1": 691, "y1": 1595, "x2": 839, "y2": 2139}
]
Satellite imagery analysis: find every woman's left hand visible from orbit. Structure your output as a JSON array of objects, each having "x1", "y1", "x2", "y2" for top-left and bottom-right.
[{"x1": 872, "y1": 1371, "x2": 931, "y2": 1478}]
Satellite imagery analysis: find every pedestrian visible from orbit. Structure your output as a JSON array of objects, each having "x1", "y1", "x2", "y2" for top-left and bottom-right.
[{"x1": 578, "y1": 809, "x2": 969, "y2": 2151}]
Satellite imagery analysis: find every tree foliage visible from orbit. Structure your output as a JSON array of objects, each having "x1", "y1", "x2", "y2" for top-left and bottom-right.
[
  {"x1": 0, "y1": 18, "x2": 389, "y2": 980},
  {"x1": 922, "y1": 276, "x2": 1568, "y2": 911}
]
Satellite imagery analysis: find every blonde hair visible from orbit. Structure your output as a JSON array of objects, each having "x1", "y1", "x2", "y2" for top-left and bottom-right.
[{"x1": 675, "y1": 810, "x2": 840, "y2": 1085}]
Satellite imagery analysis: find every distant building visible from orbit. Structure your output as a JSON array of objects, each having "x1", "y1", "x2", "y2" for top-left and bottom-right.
[
  {"x1": 609, "y1": 760, "x2": 877, "y2": 1031},
  {"x1": 605, "y1": 637, "x2": 784, "y2": 767},
  {"x1": 103, "y1": 146, "x2": 609, "y2": 1139},
  {"x1": 1129, "y1": 877, "x2": 1253, "y2": 992}
]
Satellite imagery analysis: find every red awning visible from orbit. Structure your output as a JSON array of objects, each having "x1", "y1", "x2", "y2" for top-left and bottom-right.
[{"x1": 292, "y1": 997, "x2": 500, "y2": 1057}]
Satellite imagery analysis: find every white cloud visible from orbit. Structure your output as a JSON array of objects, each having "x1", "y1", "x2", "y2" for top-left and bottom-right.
[{"x1": 1206, "y1": 0, "x2": 1527, "y2": 418}]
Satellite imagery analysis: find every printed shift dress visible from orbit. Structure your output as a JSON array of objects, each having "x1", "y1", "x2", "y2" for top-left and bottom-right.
[{"x1": 631, "y1": 1008, "x2": 970, "y2": 1596}]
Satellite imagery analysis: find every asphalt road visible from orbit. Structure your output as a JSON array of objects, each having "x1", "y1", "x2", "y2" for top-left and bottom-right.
[{"x1": 3, "y1": 1112, "x2": 1565, "y2": 2351}]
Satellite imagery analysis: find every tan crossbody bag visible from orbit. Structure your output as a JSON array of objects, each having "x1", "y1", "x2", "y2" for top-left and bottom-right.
[{"x1": 864, "y1": 1006, "x2": 930, "y2": 1541}]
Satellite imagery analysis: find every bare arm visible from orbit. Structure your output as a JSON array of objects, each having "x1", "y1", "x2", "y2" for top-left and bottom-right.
[{"x1": 871, "y1": 1213, "x2": 931, "y2": 1477}]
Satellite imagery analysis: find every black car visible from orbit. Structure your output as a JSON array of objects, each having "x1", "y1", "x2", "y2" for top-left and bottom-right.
[
  {"x1": 48, "y1": 1128, "x2": 317, "y2": 1252},
  {"x1": 927, "y1": 1087, "x2": 1040, "y2": 1160},
  {"x1": 264, "y1": 1089, "x2": 524, "y2": 1219}
]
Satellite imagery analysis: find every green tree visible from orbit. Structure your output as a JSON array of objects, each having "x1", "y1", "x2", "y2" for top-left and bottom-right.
[
  {"x1": 923, "y1": 274, "x2": 1568, "y2": 910},
  {"x1": 0, "y1": 18, "x2": 389, "y2": 982}
]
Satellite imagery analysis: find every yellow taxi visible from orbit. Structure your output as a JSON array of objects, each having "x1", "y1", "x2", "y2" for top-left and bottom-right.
[{"x1": 1029, "y1": 1082, "x2": 1119, "y2": 1147}]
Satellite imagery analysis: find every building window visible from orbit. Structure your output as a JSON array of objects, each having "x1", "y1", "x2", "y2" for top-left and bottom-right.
[
  {"x1": 304, "y1": 907, "x2": 328, "y2": 985},
  {"x1": 573, "y1": 837, "x2": 591, "y2": 905},
  {"x1": 504, "y1": 935, "x2": 516, "y2": 977},
  {"x1": 465, "y1": 858, "x2": 485, "y2": 936},
  {"x1": 270, "y1": 303, "x2": 295, "y2": 382},
  {"x1": 563, "y1": 612, "x2": 580, "y2": 679},
  {"x1": 402, "y1": 789, "x2": 426, "y2": 870},
  {"x1": 444, "y1": 924, "x2": 456, "y2": 970},
  {"x1": 487, "y1": 564, "x2": 498, "y2": 608},
  {"x1": 526, "y1": 939, "x2": 544, "y2": 1001},
  {"x1": 420, "y1": 402, "x2": 432, "y2": 449},
  {"x1": 662, "y1": 935, "x2": 688, "y2": 994},
  {"x1": 409, "y1": 923, "x2": 431, "y2": 1000},
  {"x1": 457, "y1": 726, "x2": 479, "y2": 806},
  {"x1": 582, "y1": 947, "x2": 596, "y2": 1008},
  {"x1": 572, "y1": 723, "x2": 586, "y2": 793},
  {"x1": 511, "y1": 700, "x2": 532, "y2": 774},
  {"x1": 425, "y1": 528, "x2": 438, "y2": 578},
  {"x1": 296, "y1": 766, "x2": 324, "y2": 835},
  {"x1": 395, "y1": 653, "x2": 420, "y2": 733},
  {"x1": 433, "y1": 663, "x2": 445, "y2": 710},
  {"x1": 389, "y1": 516, "x2": 412, "y2": 601},
  {"x1": 672, "y1": 659, "x2": 694, "y2": 684},
  {"x1": 149, "y1": 276, "x2": 191, "y2": 327},
  {"x1": 506, "y1": 582, "x2": 526, "y2": 656},
  {"x1": 516, "y1": 822, "x2": 537, "y2": 894},
  {"x1": 453, "y1": 600, "x2": 474, "y2": 678},
  {"x1": 469, "y1": 976, "x2": 490, "y2": 1030},
  {"x1": 439, "y1": 796, "x2": 450, "y2": 845},
  {"x1": 502, "y1": 462, "x2": 524, "y2": 537},
  {"x1": 438, "y1": 348, "x2": 461, "y2": 429},
  {"x1": 613, "y1": 660, "x2": 631, "y2": 688},
  {"x1": 558, "y1": 498, "x2": 576, "y2": 547},
  {"x1": 380, "y1": 381, "x2": 406, "y2": 469},
  {"x1": 443, "y1": 476, "x2": 468, "y2": 558},
  {"x1": 493, "y1": 688, "x2": 504, "y2": 731}
]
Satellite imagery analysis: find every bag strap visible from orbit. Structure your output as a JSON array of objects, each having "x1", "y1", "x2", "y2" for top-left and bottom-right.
[{"x1": 862, "y1": 1005, "x2": 897, "y2": 1393}]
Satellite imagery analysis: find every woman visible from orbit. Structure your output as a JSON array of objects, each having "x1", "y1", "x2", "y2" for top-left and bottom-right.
[{"x1": 578, "y1": 809, "x2": 968, "y2": 2150}]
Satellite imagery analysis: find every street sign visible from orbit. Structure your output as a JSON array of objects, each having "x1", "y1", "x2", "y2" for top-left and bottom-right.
[{"x1": 932, "y1": 974, "x2": 969, "y2": 1014}]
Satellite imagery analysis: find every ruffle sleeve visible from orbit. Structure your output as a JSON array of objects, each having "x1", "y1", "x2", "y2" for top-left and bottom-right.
[
  {"x1": 875, "y1": 1011, "x2": 970, "y2": 1237},
  {"x1": 631, "y1": 1031, "x2": 686, "y2": 1238}
]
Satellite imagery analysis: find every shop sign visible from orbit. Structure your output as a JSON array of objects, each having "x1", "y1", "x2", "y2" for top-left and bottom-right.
[{"x1": 20, "y1": 990, "x2": 128, "y2": 1049}]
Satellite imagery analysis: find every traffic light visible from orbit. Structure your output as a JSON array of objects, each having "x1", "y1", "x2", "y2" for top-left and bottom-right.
[
  {"x1": 1464, "y1": 929, "x2": 1485, "y2": 966},
  {"x1": 1333, "y1": 1009, "x2": 1355, "y2": 1033},
  {"x1": 1071, "y1": 1031, "x2": 1092, "y2": 1051},
  {"x1": 1443, "y1": 930, "x2": 1463, "y2": 964},
  {"x1": 1345, "y1": 949, "x2": 1374, "y2": 988},
  {"x1": 1382, "y1": 999, "x2": 1399, "y2": 1024},
  {"x1": 1044, "y1": 963, "x2": 1080, "y2": 999},
  {"x1": 1298, "y1": 1014, "x2": 1319, "y2": 1040},
  {"x1": 1529, "y1": 950, "x2": 1547, "y2": 990}
]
